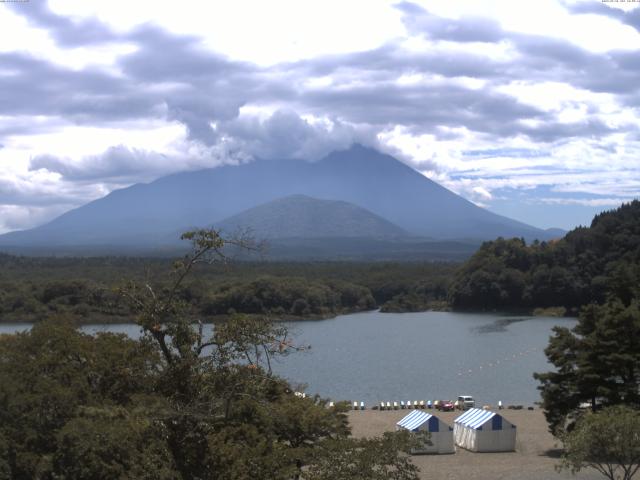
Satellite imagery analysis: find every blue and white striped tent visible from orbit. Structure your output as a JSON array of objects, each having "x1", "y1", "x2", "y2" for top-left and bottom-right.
[
  {"x1": 396, "y1": 410, "x2": 454, "y2": 454},
  {"x1": 454, "y1": 408, "x2": 516, "y2": 452}
]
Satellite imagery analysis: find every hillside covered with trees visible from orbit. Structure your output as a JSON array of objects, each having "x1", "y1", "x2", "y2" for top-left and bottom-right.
[{"x1": 448, "y1": 201, "x2": 640, "y2": 313}]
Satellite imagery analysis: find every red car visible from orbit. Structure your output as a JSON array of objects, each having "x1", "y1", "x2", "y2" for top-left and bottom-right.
[{"x1": 437, "y1": 400, "x2": 455, "y2": 411}]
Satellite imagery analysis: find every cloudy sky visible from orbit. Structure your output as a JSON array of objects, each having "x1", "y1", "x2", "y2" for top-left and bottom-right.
[{"x1": 1, "y1": 0, "x2": 639, "y2": 233}]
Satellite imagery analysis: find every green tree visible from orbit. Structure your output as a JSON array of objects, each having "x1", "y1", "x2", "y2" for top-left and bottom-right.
[
  {"x1": 559, "y1": 406, "x2": 640, "y2": 480},
  {"x1": 306, "y1": 430, "x2": 420, "y2": 480},
  {"x1": 0, "y1": 318, "x2": 159, "y2": 479},
  {"x1": 535, "y1": 298, "x2": 640, "y2": 435},
  {"x1": 0, "y1": 433, "x2": 10, "y2": 480},
  {"x1": 52, "y1": 407, "x2": 178, "y2": 480}
]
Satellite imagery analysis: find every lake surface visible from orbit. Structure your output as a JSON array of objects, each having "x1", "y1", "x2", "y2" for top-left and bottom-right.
[{"x1": 0, "y1": 311, "x2": 575, "y2": 406}]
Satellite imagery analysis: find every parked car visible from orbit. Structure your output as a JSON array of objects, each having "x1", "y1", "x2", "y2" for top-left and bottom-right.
[
  {"x1": 457, "y1": 395, "x2": 475, "y2": 410},
  {"x1": 437, "y1": 400, "x2": 455, "y2": 411}
]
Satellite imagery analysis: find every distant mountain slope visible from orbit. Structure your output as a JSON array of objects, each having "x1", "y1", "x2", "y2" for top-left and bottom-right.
[
  {"x1": 0, "y1": 144, "x2": 558, "y2": 249},
  {"x1": 215, "y1": 195, "x2": 407, "y2": 239},
  {"x1": 544, "y1": 227, "x2": 567, "y2": 238},
  {"x1": 263, "y1": 237, "x2": 479, "y2": 261}
]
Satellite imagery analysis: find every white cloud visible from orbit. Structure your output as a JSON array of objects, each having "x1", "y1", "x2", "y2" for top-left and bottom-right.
[
  {"x1": 409, "y1": 0, "x2": 640, "y2": 52},
  {"x1": 47, "y1": 0, "x2": 406, "y2": 66},
  {"x1": 0, "y1": 0, "x2": 639, "y2": 232},
  {"x1": 0, "y1": 204, "x2": 71, "y2": 234},
  {"x1": 8, "y1": 121, "x2": 185, "y2": 160},
  {"x1": 538, "y1": 196, "x2": 637, "y2": 206}
]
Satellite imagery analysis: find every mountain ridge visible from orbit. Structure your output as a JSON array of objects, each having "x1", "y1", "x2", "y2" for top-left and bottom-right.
[{"x1": 0, "y1": 144, "x2": 562, "y2": 253}]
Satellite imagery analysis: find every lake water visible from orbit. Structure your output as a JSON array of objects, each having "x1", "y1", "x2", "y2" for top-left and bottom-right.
[{"x1": 0, "y1": 311, "x2": 575, "y2": 406}]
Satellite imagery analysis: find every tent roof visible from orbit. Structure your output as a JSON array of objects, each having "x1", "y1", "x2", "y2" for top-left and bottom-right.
[
  {"x1": 454, "y1": 408, "x2": 500, "y2": 430},
  {"x1": 397, "y1": 410, "x2": 434, "y2": 430}
]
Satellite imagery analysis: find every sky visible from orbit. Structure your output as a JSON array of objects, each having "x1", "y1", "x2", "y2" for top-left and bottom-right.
[{"x1": 0, "y1": 0, "x2": 639, "y2": 233}]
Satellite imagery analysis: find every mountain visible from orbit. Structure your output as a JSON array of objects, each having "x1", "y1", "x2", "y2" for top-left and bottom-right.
[
  {"x1": 0, "y1": 144, "x2": 559, "y2": 252},
  {"x1": 544, "y1": 227, "x2": 567, "y2": 238},
  {"x1": 215, "y1": 195, "x2": 408, "y2": 239}
]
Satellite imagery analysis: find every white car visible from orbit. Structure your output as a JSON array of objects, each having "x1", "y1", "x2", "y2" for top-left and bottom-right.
[{"x1": 457, "y1": 395, "x2": 475, "y2": 410}]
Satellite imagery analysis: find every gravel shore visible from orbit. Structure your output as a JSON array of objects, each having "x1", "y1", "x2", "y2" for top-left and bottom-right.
[{"x1": 348, "y1": 408, "x2": 601, "y2": 480}]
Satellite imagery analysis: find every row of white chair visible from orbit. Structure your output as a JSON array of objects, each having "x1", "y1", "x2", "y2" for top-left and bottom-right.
[{"x1": 378, "y1": 400, "x2": 426, "y2": 410}]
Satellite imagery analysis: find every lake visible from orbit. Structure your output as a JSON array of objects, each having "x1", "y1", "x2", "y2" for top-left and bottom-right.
[{"x1": 0, "y1": 310, "x2": 575, "y2": 406}]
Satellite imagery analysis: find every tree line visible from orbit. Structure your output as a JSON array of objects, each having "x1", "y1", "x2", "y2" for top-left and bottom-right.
[
  {"x1": 448, "y1": 200, "x2": 640, "y2": 312},
  {"x1": 0, "y1": 255, "x2": 455, "y2": 323}
]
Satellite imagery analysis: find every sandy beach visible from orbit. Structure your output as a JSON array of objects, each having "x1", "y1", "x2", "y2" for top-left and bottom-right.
[{"x1": 348, "y1": 408, "x2": 602, "y2": 480}]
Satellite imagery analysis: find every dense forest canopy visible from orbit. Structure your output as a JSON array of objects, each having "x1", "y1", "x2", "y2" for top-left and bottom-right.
[
  {"x1": 448, "y1": 201, "x2": 640, "y2": 312},
  {"x1": 0, "y1": 256, "x2": 455, "y2": 323}
]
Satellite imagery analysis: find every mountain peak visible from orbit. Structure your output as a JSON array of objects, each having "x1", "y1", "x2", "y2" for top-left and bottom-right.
[
  {"x1": 0, "y1": 145, "x2": 558, "y2": 253},
  {"x1": 215, "y1": 195, "x2": 408, "y2": 239},
  {"x1": 326, "y1": 143, "x2": 392, "y2": 163}
]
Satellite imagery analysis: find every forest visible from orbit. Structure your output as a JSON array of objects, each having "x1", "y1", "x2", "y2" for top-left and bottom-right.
[
  {"x1": 448, "y1": 200, "x2": 640, "y2": 313},
  {"x1": 0, "y1": 255, "x2": 455, "y2": 323}
]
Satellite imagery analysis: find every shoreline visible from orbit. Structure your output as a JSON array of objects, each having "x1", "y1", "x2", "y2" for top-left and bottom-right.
[{"x1": 0, "y1": 305, "x2": 576, "y2": 326}]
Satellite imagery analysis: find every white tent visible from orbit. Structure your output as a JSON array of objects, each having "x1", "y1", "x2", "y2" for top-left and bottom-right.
[
  {"x1": 453, "y1": 408, "x2": 516, "y2": 452},
  {"x1": 396, "y1": 410, "x2": 454, "y2": 454}
]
